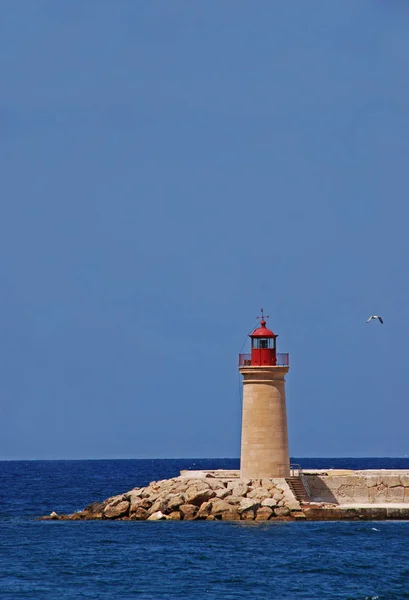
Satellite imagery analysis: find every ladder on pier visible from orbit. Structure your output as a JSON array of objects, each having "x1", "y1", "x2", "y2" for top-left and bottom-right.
[{"x1": 286, "y1": 464, "x2": 311, "y2": 503}]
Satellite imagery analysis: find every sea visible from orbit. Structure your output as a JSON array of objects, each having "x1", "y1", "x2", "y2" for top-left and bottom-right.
[{"x1": 1, "y1": 458, "x2": 409, "y2": 600}]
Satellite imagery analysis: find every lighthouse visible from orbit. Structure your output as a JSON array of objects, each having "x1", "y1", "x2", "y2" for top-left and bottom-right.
[{"x1": 239, "y1": 310, "x2": 290, "y2": 480}]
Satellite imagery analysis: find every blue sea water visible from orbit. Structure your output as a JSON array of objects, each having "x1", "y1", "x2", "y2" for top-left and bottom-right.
[{"x1": 1, "y1": 458, "x2": 409, "y2": 600}]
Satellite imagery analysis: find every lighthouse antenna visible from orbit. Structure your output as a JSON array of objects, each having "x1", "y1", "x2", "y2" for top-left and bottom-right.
[{"x1": 257, "y1": 308, "x2": 270, "y2": 322}]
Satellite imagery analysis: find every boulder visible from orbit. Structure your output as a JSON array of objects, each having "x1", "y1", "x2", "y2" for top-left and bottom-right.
[
  {"x1": 227, "y1": 482, "x2": 249, "y2": 497},
  {"x1": 248, "y1": 488, "x2": 271, "y2": 501},
  {"x1": 106, "y1": 494, "x2": 125, "y2": 507},
  {"x1": 126, "y1": 488, "x2": 144, "y2": 501},
  {"x1": 197, "y1": 501, "x2": 213, "y2": 519},
  {"x1": 143, "y1": 481, "x2": 174, "y2": 498},
  {"x1": 129, "y1": 497, "x2": 143, "y2": 513},
  {"x1": 167, "y1": 511, "x2": 182, "y2": 520},
  {"x1": 250, "y1": 479, "x2": 262, "y2": 488},
  {"x1": 225, "y1": 495, "x2": 242, "y2": 505},
  {"x1": 220, "y1": 509, "x2": 240, "y2": 521},
  {"x1": 283, "y1": 488, "x2": 296, "y2": 501},
  {"x1": 141, "y1": 487, "x2": 154, "y2": 499},
  {"x1": 148, "y1": 499, "x2": 168, "y2": 515},
  {"x1": 148, "y1": 482, "x2": 161, "y2": 492},
  {"x1": 256, "y1": 507, "x2": 273, "y2": 521},
  {"x1": 83, "y1": 500, "x2": 108, "y2": 517},
  {"x1": 261, "y1": 479, "x2": 276, "y2": 491},
  {"x1": 163, "y1": 478, "x2": 187, "y2": 492},
  {"x1": 215, "y1": 488, "x2": 232, "y2": 500},
  {"x1": 74, "y1": 511, "x2": 92, "y2": 520},
  {"x1": 274, "y1": 507, "x2": 290, "y2": 517},
  {"x1": 238, "y1": 498, "x2": 261, "y2": 514},
  {"x1": 173, "y1": 484, "x2": 189, "y2": 494},
  {"x1": 131, "y1": 507, "x2": 149, "y2": 520},
  {"x1": 186, "y1": 487, "x2": 215, "y2": 506},
  {"x1": 67, "y1": 513, "x2": 82, "y2": 520},
  {"x1": 167, "y1": 494, "x2": 186, "y2": 511},
  {"x1": 104, "y1": 500, "x2": 130, "y2": 519},
  {"x1": 179, "y1": 504, "x2": 198, "y2": 520},
  {"x1": 241, "y1": 510, "x2": 255, "y2": 520},
  {"x1": 190, "y1": 480, "x2": 211, "y2": 490},
  {"x1": 211, "y1": 499, "x2": 232, "y2": 517},
  {"x1": 182, "y1": 479, "x2": 209, "y2": 493},
  {"x1": 261, "y1": 498, "x2": 277, "y2": 509},
  {"x1": 207, "y1": 480, "x2": 228, "y2": 491},
  {"x1": 147, "y1": 511, "x2": 167, "y2": 521}
]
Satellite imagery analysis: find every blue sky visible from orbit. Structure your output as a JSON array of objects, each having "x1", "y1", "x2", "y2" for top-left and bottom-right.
[{"x1": 1, "y1": 1, "x2": 409, "y2": 459}]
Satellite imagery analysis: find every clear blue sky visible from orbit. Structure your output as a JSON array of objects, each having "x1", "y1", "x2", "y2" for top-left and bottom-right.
[{"x1": 1, "y1": 1, "x2": 409, "y2": 460}]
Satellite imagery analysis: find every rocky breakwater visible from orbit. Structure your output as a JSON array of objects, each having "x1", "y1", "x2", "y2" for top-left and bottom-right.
[{"x1": 42, "y1": 474, "x2": 305, "y2": 522}]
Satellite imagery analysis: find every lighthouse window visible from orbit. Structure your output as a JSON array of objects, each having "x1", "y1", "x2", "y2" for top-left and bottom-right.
[
  {"x1": 251, "y1": 338, "x2": 275, "y2": 350},
  {"x1": 252, "y1": 338, "x2": 272, "y2": 349}
]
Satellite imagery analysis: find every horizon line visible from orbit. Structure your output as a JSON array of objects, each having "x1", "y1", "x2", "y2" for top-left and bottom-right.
[{"x1": 1, "y1": 455, "x2": 409, "y2": 462}]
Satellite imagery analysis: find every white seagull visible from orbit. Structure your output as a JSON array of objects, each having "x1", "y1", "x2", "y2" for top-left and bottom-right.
[{"x1": 366, "y1": 315, "x2": 384, "y2": 324}]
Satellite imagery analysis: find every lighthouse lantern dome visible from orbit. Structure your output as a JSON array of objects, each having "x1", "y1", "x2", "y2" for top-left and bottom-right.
[{"x1": 249, "y1": 310, "x2": 278, "y2": 365}]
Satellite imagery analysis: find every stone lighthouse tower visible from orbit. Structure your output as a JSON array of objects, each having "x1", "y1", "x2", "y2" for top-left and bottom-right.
[{"x1": 239, "y1": 310, "x2": 290, "y2": 480}]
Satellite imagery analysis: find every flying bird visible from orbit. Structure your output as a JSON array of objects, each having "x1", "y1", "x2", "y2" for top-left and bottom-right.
[{"x1": 366, "y1": 315, "x2": 383, "y2": 324}]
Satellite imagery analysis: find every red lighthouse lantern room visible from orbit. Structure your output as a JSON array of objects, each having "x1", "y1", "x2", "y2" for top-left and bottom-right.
[{"x1": 250, "y1": 310, "x2": 277, "y2": 366}]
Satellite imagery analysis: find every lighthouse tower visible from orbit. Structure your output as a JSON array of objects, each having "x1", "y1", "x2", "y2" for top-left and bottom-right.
[{"x1": 239, "y1": 310, "x2": 290, "y2": 479}]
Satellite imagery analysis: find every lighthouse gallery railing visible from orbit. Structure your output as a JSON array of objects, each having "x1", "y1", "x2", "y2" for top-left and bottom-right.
[{"x1": 238, "y1": 353, "x2": 289, "y2": 367}]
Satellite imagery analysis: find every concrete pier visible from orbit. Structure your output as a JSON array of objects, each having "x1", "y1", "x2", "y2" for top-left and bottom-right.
[{"x1": 182, "y1": 468, "x2": 409, "y2": 521}]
